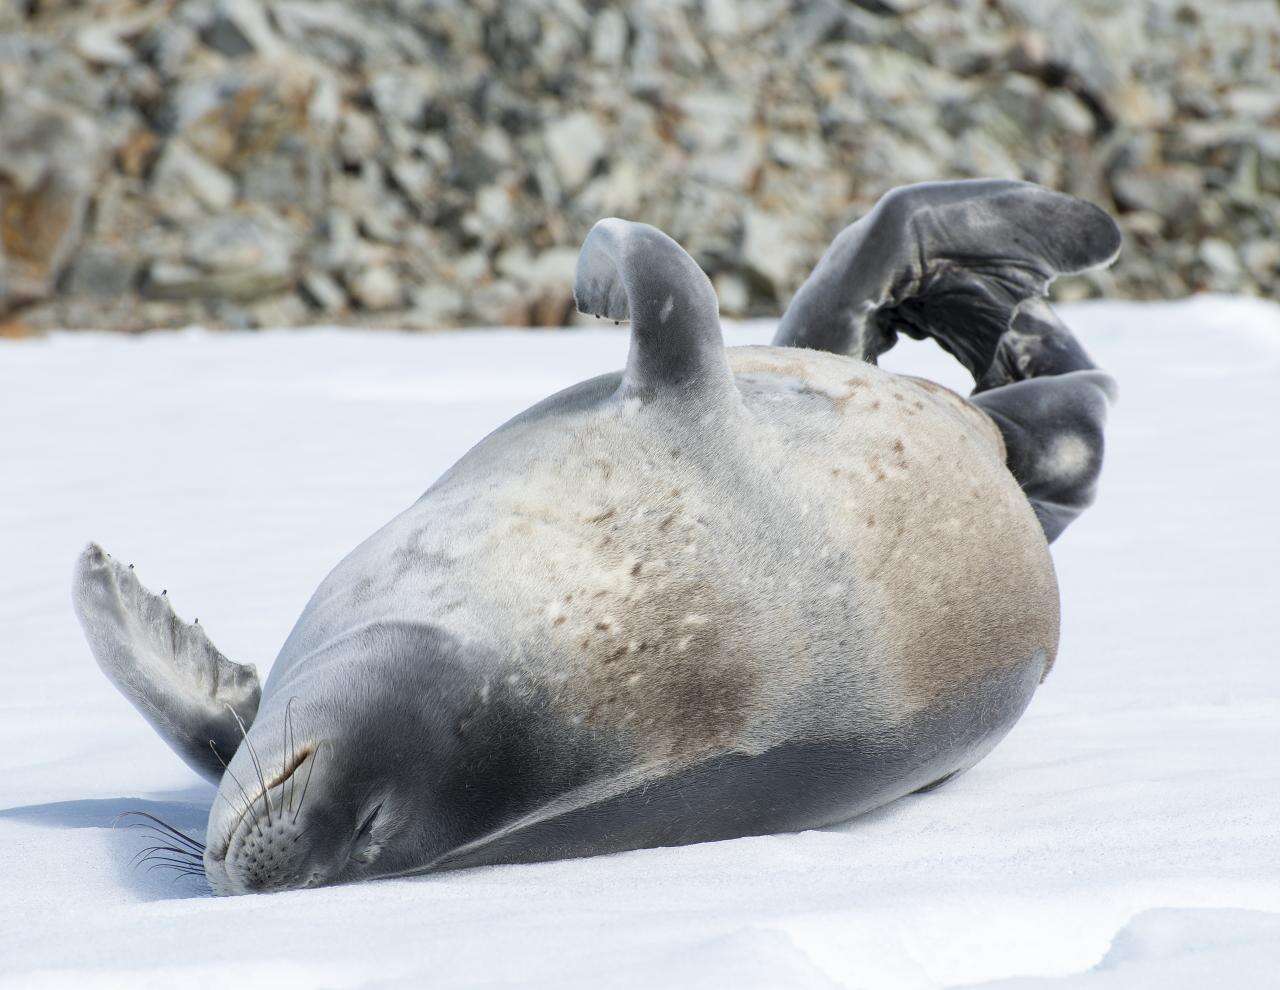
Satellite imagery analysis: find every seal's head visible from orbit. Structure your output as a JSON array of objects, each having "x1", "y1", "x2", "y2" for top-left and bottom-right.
[
  {"x1": 201, "y1": 626, "x2": 483, "y2": 895},
  {"x1": 200, "y1": 624, "x2": 602, "y2": 894}
]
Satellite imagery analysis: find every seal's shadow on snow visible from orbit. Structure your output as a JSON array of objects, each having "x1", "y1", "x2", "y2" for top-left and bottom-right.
[{"x1": 0, "y1": 786, "x2": 215, "y2": 901}]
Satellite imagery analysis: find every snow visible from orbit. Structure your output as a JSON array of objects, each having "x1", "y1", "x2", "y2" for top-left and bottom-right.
[{"x1": 2, "y1": 296, "x2": 1278, "y2": 989}]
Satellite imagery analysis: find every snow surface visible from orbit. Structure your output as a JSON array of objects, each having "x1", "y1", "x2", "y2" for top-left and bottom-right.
[{"x1": 1, "y1": 296, "x2": 1278, "y2": 989}]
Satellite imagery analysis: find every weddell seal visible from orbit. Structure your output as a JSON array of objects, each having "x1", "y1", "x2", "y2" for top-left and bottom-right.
[{"x1": 73, "y1": 180, "x2": 1120, "y2": 895}]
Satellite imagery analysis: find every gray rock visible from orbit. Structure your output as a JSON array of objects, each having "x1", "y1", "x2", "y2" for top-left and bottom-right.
[
  {"x1": 1223, "y1": 88, "x2": 1280, "y2": 122},
  {"x1": 347, "y1": 265, "x2": 403, "y2": 311},
  {"x1": 409, "y1": 283, "x2": 465, "y2": 328},
  {"x1": 339, "y1": 113, "x2": 382, "y2": 165},
  {"x1": 1111, "y1": 165, "x2": 1202, "y2": 219},
  {"x1": 691, "y1": 136, "x2": 764, "y2": 190},
  {"x1": 1198, "y1": 238, "x2": 1242, "y2": 285},
  {"x1": 357, "y1": 194, "x2": 410, "y2": 246},
  {"x1": 249, "y1": 291, "x2": 309, "y2": 327},
  {"x1": 204, "y1": 0, "x2": 283, "y2": 58},
  {"x1": 389, "y1": 158, "x2": 435, "y2": 208},
  {"x1": 300, "y1": 270, "x2": 348, "y2": 314},
  {"x1": 470, "y1": 183, "x2": 516, "y2": 233},
  {"x1": 150, "y1": 140, "x2": 236, "y2": 219},
  {"x1": 677, "y1": 89, "x2": 754, "y2": 152},
  {"x1": 545, "y1": 112, "x2": 607, "y2": 191},
  {"x1": 144, "y1": 256, "x2": 293, "y2": 302},
  {"x1": 367, "y1": 69, "x2": 436, "y2": 127},
  {"x1": 185, "y1": 214, "x2": 294, "y2": 275},
  {"x1": 65, "y1": 246, "x2": 140, "y2": 298},
  {"x1": 1044, "y1": 90, "x2": 1096, "y2": 138},
  {"x1": 495, "y1": 247, "x2": 577, "y2": 290},
  {"x1": 0, "y1": 90, "x2": 104, "y2": 307},
  {"x1": 769, "y1": 133, "x2": 826, "y2": 171},
  {"x1": 7, "y1": 0, "x2": 1280, "y2": 327},
  {"x1": 713, "y1": 272, "x2": 749, "y2": 317},
  {"x1": 468, "y1": 280, "x2": 525, "y2": 327},
  {"x1": 272, "y1": 0, "x2": 381, "y2": 64},
  {"x1": 1241, "y1": 241, "x2": 1280, "y2": 282},
  {"x1": 143, "y1": 260, "x2": 208, "y2": 298},
  {"x1": 74, "y1": 23, "x2": 139, "y2": 67},
  {"x1": 591, "y1": 8, "x2": 629, "y2": 65},
  {"x1": 144, "y1": 213, "x2": 295, "y2": 301},
  {"x1": 239, "y1": 151, "x2": 305, "y2": 209},
  {"x1": 311, "y1": 209, "x2": 359, "y2": 270},
  {"x1": 141, "y1": 21, "x2": 198, "y2": 80},
  {"x1": 741, "y1": 209, "x2": 803, "y2": 300}
]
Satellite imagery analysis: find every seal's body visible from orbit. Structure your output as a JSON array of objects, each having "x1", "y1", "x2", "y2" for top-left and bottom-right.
[{"x1": 73, "y1": 180, "x2": 1120, "y2": 894}]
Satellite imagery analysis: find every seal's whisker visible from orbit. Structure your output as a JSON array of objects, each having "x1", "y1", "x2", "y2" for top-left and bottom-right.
[
  {"x1": 121, "y1": 823, "x2": 206, "y2": 855},
  {"x1": 138, "y1": 840, "x2": 202, "y2": 859},
  {"x1": 145, "y1": 855, "x2": 207, "y2": 870},
  {"x1": 122, "y1": 820, "x2": 193, "y2": 845},
  {"x1": 113, "y1": 810, "x2": 206, "y2": 853},
  {"x1": 138, "y1": 845, "x2": 203, "y2": 860},
  {"x1": 166, "y1": 873, "x2": 208, "y2": 887},
  {"x1": 138, "y1": 851, "x2": 204, "y2": 871},
  {"x1": 132, "y1": 843, "x2": 203, "y2": 867},
  {"x1": 117, "y1": 810, "x2": 209, "y2": 883},
  {"x1": 228, "y1": 704, "x2": 272, "y2": 825},
  {"x1": 210, "y1": 738, "x2": 262, "y2": 832},
  {"x1": 214, "y1": 784, "x2": 254, "y2": 824}
]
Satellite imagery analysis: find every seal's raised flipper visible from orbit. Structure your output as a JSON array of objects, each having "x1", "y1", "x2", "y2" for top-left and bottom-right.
[
  {"x1": 72, "y1": 543, "x2": 260, "y2": 783},
  {"x1": 774, "y1": 180, "x2": 1121, "y2": 541},
  {"x1": 772, "y1": 179, "x2": 1121, "y2": 389},
  {"x1": 971, "y1": 368, "x2": 1115, "y2": 543},
  {"x1": 574, "y1": 218, "x2": 734, "y2": 400}
]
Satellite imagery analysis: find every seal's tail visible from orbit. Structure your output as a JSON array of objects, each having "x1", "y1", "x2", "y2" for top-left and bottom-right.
[{"x1": 773, "y1": 179, "x2": 1120, "y2": 542}]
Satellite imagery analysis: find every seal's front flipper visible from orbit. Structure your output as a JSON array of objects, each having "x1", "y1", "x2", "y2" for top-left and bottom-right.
[
  {"x1": 72, "y1": 543, "x2": 260, "y2": 783},
  {"x1": 772, "y1": 179, "x2": 1120, "y2": 391},
  {"x1": 574, "y1": 218, "x2": 735, "y2": 402}
]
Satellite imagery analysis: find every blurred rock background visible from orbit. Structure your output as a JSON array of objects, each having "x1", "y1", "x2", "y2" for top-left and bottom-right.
[{"x1": 1, "y1": 0, "x2": 1277, "y2": 333}]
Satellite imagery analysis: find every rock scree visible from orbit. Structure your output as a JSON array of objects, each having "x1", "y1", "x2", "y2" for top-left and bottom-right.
[{"x1": 2, "y1": 0, "x2": 1277, "y2": 332}]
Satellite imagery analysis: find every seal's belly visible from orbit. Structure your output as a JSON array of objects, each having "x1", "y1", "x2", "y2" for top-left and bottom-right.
[
  {"x1": 265, "y1": 347, "x2": 1059, "y2": 872},
  {"x1": 436, "y1": 347, "x2": 1059, "y2": 771}
]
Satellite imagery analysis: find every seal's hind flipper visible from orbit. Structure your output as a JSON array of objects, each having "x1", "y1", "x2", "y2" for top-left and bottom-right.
[
  {"x1": 776, "y1": 180, "x2": 1121, "y2": 541},
  {"x1": 971, "y1": 369, "x2": 1115, "y2": 543},
  {"x1": 72, "y1": 543, "x2": 260, "y2": 783},
  {"x1": 772, "y1": 179, "x2": 1120, "y2": 391},
  {"x1": 574, "y1": 218, "x2": 734, "y2": 400}
]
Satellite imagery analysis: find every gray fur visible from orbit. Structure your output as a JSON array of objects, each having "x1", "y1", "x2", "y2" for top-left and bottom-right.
[{"x1": 75, "y1": 199, "x2": 1122, "y2": 894}]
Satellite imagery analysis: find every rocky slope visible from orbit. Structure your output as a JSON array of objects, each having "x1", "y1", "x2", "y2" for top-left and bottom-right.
[{"x1": 2, "y1": 0, "x2": 1278, "y2": 332}]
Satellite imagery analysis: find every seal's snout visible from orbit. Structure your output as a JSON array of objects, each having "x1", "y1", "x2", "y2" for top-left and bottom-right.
[
  {"x1": 207, "y1": 741, "x2": 384, "y2": 895},
  {"x1": 209, "y1": 748, "x2": 321, "y2": 894}
]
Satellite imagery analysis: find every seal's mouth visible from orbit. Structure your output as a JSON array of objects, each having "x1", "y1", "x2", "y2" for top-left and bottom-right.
[
  {"x1": 265, "y1": 743, "x2": 316, "y2": 799},
  {"x1": 204, "y1": 735, "x2": 382, "y2": 895},
  {"x1": 208, "y1": 742, "x2": 321, "y2": 864}
]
